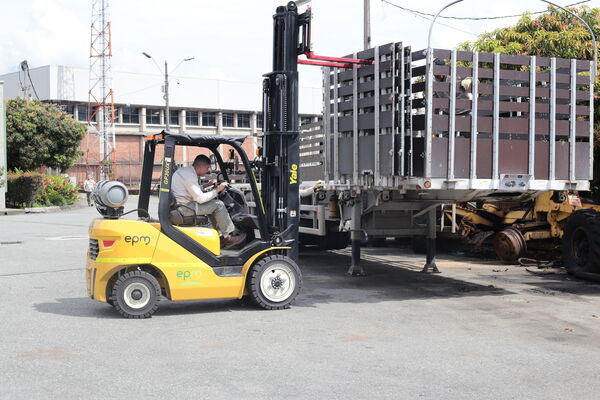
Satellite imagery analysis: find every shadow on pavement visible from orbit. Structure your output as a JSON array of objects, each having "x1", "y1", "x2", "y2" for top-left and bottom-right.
[
  {"x1": 33, "y1": 297, "x2": 251, "y2": 319},
  {"x1": 34, "y1": 250, "x2": 514, "y2": 318},
  {"x1": 519, "y1": 272, "x2": 600, "y2": 297},
  {"x1": 295, "y1": 251, "x2": 512, "y2": 308},
  {"x1": 34, "y1": 297, "x2": 122, "y2": 319}
]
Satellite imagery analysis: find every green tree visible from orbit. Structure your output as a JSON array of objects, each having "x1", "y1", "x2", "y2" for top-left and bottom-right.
[
  {"x1": 459, "y1": 6, "x2": 598, "y2": 61},
  {"x1": 6, "y1": 98, "x2": 85, "y2": 172}
]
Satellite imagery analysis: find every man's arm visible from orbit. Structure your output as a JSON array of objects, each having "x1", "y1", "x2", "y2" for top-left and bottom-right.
[
  {"x1": 201, "y1": 178, "x2": 218, "y2": 189},
  {"x1": 184, "y1": 179, "x2": 218, "y2": 205}
]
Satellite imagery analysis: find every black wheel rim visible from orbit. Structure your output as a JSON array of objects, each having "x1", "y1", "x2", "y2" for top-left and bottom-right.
[{"x1": 571, "y1": 227, "x2": 589, "y2": 266}]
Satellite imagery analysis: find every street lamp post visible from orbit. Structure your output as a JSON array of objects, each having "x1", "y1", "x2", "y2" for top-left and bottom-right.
[
  {"x1": 164, "y1": 60, "x2": 170, "y2": 130},
  {"x1": 142, "y1": 53, "x2": 194, "y2": 131}
]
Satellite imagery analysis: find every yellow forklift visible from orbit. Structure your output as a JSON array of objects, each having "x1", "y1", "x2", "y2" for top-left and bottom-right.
[
  {"x1": 85, "y1": 2, "x2": 369, "y2": 318},
  {"x1": 86, "y1": 3, "x2": 309, "y2": 318},
  {"x1": 446, "y1": 191, "x2": 600, "y2": 279}
]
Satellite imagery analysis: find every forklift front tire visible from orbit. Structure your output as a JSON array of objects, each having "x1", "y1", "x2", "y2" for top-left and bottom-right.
[
  {"x1": 111, "y1": 270, "x2": 161, "y2": 319},
  {"x1": 247, "y1": 255, "x2": 302, "y2": 310}
]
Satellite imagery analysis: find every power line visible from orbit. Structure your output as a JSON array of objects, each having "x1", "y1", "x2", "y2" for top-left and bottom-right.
[
  {"x1": 381, "y1": 0, "x2": 590, "y2": 21},
  {"x1": 381, "y1": 1, "x2": 478, "y2": 37}
]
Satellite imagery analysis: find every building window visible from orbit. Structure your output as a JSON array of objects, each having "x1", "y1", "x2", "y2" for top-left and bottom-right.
[
  {"x1": 237, "y1": 113, "x2": 250, "y2": 128},
  {"x1": 186, "y1": 111, "x2": 199, "y2": 126},
  {"x1": 147, "y1": 109, "x2": 160, "y2": 125},
  {"x1": 202, "y1": 112, "x2": 216, "y2": 127},
  {"x1": 256, "y1": 114, "x2": 263, "y2": 130},
  {"x1": 222, "y1": 113, "x2": 234, "y2": 128},
  {"x1": 77, "y1": 105, "x2": 89, "y2": 122},
  {"x1": 58, "y1": 104, "x2": 74, "y2": 116},
  {"x1": 169, "y1": 110, "x2": 179, "y2": 126},
  {"x1": 122, "y1": 107, "x2": 139, "y2": 124},
  {"x1": 300, "y1": 116, "x2": 312, "y2": 126}
]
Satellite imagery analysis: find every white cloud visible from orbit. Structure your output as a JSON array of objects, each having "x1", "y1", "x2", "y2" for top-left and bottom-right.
[{"x1": 0, "y1": 0, "x2": 582, "y2": 86}]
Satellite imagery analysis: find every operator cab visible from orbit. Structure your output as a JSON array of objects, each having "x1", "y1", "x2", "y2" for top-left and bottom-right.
[
  {"x1": 136, "y1": 131, "x2": 292, "y2": 268},
  {"x1": 156, "y1": 133, "x2": 260, "y2": 247},
  {"x1": 167, "y1": 165, "x2": 257, "y2": 244}
]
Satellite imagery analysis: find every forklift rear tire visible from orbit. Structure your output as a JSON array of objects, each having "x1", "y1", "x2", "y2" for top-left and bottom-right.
[
  {"x1": 562, "y1": 209, "x2": 600, "y2": 275},
  {"x1": 247, "y1": 255, "x2": 302, "y2": 310},
  {"x1": 111, "y1": 270, "x2": 161, "y2": 319}
]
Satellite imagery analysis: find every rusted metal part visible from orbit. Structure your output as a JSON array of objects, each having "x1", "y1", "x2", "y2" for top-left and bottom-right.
[
  {"x1": 468, "y1": 230, "x2": 494, "y2": 247},
  {"x1": 494, "y1": 227, "x2": 527, "y2": 263},
  {"x1": 522, "y1": 230, "x2": 552, "y2": 241}
]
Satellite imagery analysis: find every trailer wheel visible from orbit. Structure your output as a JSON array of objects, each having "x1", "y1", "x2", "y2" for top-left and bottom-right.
[
  {"x1": 111, "y1": 271, "x2": 161, "y2": 319},
  {"x1": 247, "y1": 255, "x2": 302, "y2": 310},
  {"x1": 563, "y1": 210, "x2": 600, "y2": 275}
]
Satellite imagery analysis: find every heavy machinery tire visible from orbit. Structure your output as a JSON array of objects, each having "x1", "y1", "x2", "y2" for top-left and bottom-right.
[
  {"x1": 411, "y1": 236, "x2": 427, "y2": 255},
  {"x1": 111, "y1": 270, "x2": 161, "y2": 319},
  {"x1": 494, "y1": 227, "x2": 527, "y2": 264},
  {"x1": 562, "y1": 209, "x2": 600, "y2": 275},
  {"x1": 247, "y1": 255, "x2": 302, "y2": 310}
]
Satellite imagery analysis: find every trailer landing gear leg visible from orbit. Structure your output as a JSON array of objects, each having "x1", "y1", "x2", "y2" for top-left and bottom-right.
[
  {"x1": 347, "y1": 201, "x2": 365, "y2": 277},
  {"x1": 421, "y1": 208, "x2": 440, "y2": 273}
]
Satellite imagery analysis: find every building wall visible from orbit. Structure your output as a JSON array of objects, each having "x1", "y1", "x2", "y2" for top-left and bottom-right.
[
  {"x1": 0, "y1": 65, "x2": 322, "y2": 115},
  {"x1": 0, "y1": 65, "x2": 321, "y2": 188}
]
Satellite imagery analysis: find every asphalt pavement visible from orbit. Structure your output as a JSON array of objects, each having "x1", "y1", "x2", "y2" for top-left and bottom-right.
[{"x1": 1, "y1": 196, "x2": 599, "y2": 399}]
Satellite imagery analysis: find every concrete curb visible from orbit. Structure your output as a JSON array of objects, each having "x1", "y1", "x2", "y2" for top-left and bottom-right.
[
  {"x1": 1, "y1": 201, "x2": 88, "y2": 215},
  {"x1": 0, "y1": 208, "x2": 25, "y2": 216},
  {"x1": 25, "y1": 202, "x2": 89, "y2": 214},
  {"x1": 0, "y1": 193, "x2": 89, "y2": 216},
  {"x1": 24, "y1": 206, "x2": 62, "y2": 213}
]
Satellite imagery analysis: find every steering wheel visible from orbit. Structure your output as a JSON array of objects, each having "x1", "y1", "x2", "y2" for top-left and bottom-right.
[{"x1": 212, "y1": 172, "x2": 231, "y2": 200}]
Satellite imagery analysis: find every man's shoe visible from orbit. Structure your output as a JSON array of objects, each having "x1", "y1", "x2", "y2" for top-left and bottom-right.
[{"x1": 224, "y1": 232, "x2": 247, "y2": 248}]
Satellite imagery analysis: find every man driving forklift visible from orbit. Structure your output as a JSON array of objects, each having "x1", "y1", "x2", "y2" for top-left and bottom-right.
[{"x1": 171, "y1": 154, "x2": 246, "y2": 247}]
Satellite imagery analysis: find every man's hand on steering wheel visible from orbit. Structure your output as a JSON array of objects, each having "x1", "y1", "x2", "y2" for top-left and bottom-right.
[{"x1": 215, "y1": 181, "x2": 229, "y2": 193}]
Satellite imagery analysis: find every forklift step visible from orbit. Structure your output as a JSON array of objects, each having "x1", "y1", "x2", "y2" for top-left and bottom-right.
[{"x1": 213, "y1": 266, "x2": 244, "y2": 277}]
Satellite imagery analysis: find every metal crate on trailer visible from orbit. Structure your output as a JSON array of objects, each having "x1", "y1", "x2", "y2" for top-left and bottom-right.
[
  {"x1": 311, "y1": 44, "x2": 595, "y2": 199},
  {"x1": 411, "y1": 48, "x2": 594, "y2": 191},
  {"x1": 321, "y1": 42, "x2": 411, "y2": 188},
  {"x1": 299, "y1": 119, "x2": 325, "y2": 182}
]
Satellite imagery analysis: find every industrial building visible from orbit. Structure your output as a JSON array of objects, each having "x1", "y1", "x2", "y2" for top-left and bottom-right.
[{"x1": 0, "y1": 65, "x2": 321, "y2": 186}]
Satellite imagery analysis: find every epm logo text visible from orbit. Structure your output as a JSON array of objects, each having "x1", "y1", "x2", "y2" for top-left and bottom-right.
[{"x1": 124, "y1": 235, "x2": 151, "y2": 246}]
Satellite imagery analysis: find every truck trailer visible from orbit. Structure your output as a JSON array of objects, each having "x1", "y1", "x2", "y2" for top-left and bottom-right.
[{"x1": 294, "y1": 41, "x2": 595, "y2": 276}]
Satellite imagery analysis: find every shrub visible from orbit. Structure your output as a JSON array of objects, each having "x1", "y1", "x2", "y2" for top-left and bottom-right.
[
  {"x1": 35, "y1": 174, "x2": 79, "y2": 207},
  {"x1": 6, "y1": 172, "x2": 79, "y2": 208},
  {"x1": 6, "y1": 172, "x2": 44, "y2": 207}
]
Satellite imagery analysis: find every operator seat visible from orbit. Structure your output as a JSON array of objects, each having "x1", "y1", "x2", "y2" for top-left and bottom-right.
[{"x1": 168, "y1": 194, "x2": 210, "y2": 226}]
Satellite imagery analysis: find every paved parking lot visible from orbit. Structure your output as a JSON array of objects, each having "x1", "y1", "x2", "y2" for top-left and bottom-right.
[{"x1": 1, "y1": 198, "x2": 599, "y2": 399}]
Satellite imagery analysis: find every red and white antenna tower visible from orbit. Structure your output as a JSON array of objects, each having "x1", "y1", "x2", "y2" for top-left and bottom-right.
[{"x1": 87, "y1": 0, "x2": 115, "y2": 179}]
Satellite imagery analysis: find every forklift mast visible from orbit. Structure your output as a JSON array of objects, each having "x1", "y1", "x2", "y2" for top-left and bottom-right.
[{"x1": 262, "y1": 2, "x2": 311, "y2": 259}]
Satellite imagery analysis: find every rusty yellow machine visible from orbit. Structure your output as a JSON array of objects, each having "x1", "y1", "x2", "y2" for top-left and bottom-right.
[{"x1": 446, "y1": 191, "x2": 600, "y2": 278}]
